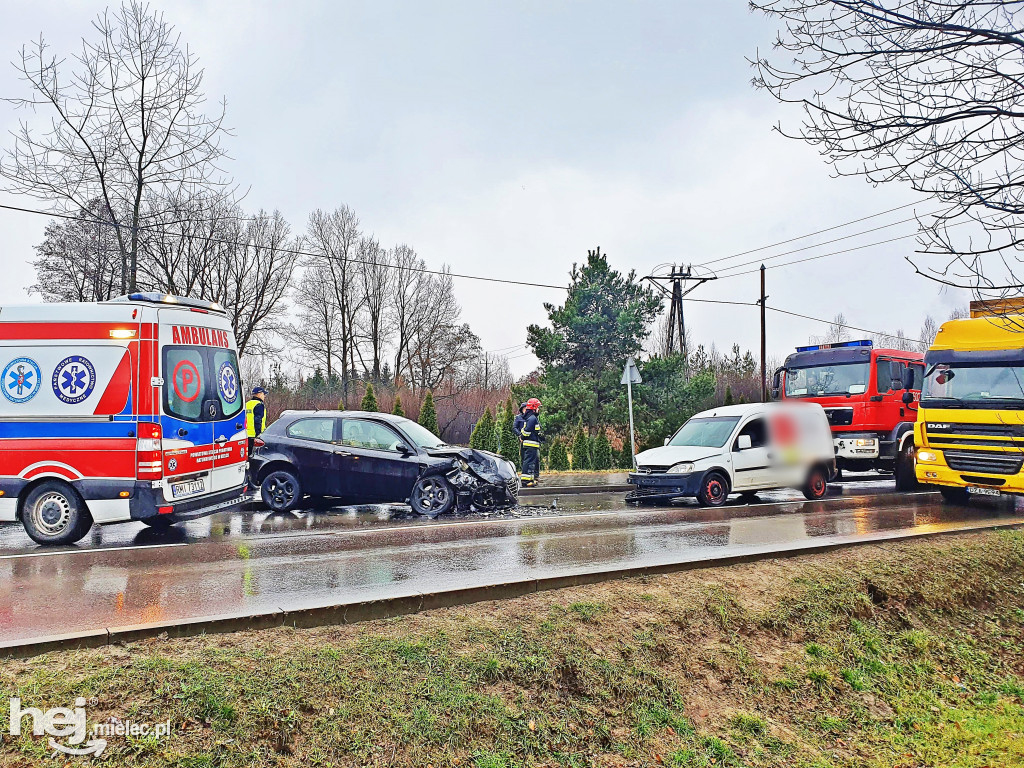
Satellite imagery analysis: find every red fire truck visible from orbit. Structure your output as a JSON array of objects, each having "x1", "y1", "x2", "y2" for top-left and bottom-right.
[{"x1": 772, "y1": 340, "x2": 923, "y2": 488}]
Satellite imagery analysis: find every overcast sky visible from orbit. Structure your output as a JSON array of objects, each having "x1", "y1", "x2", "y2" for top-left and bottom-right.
[{"x1": 0, "y1": 0, "x2": 970, "y2": 373}]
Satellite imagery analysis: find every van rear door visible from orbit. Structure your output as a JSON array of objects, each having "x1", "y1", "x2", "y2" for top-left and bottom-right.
[{"x1": 209, "y1": 346, "x2": 247, "y2": 493}]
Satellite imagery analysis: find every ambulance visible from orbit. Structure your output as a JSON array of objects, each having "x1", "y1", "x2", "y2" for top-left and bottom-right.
[{"x1": 0, "y1": 293, "x2": 249, "y2": 545}]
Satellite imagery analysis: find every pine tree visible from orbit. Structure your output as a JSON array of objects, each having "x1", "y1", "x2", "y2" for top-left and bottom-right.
[
  {"x1": 593, "y1": 429, "x2": 613, "y2": 470},
  {"x1": 360, "y1": 383, "x2": 378, "y2": 412},
  {"x1": 418, "y1": 391, "x2": 440, "y2": 436},
  {"x1": 571, "y1": 425, "x2": 592, "y2": 471},
  {"x1": 548, "y1": 441, "x2": 570, "y2": 471},
  {"x1": 724, "y1": 385, "x2": 735, "y2": 406},
  {"x1": 470, "y1": 407, "x2": 495, "y2": 451},
  {"x1": 392, "y1": 396, "x2": 405, "y2": 417},
  {"x1": 498, "y1": 401, "x2": 521, "y2": 468}
]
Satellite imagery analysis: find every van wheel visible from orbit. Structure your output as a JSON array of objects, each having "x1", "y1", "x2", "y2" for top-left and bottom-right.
[
  {"x1": 802, "y1": 466, "x2": 829, "y2": 500},
  {"x1": 261, "y1": 469, "x2": 302, "y2": 512},
  {"x1": 21, "y1": 480, "x2": 93, "y2": 545},
  {"x1": 894, "y1": 443, "x2": 920, "y2": 491},
  {"x1": 696, "y1": 472, "x2": 730, "y2": 507}
]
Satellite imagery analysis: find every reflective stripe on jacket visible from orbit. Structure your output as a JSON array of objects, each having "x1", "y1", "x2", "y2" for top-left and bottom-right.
[
  {"x1": 245, "y1": 399, "x2": 266, "y2": 438},
  {"x1": 520, "y1": 411, "x2": 542, "y2": 447}
]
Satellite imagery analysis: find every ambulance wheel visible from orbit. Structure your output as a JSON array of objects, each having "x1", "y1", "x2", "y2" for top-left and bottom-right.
[
  {"x1": 21, "y1": 481, "x2": 93, "y2": 546},
  {"x1": 696, "y1": 471, "x2": 730, "y2": 507},
  {"x1": 802, "y1": 465, "x2": 829, "y2": 501},
  {"x1": 261, "y1": 469, "x2": 302, "y2": 512}
]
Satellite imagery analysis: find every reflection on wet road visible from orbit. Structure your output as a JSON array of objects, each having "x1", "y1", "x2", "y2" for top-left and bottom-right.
[{"x1": 1, "y1": 480, "x2": 1021, "y2": 645}]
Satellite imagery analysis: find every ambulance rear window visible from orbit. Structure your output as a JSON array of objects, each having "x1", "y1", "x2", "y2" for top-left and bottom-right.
[
  {"x1": 213, "y1": 350, "x2": 243, "y2": 418},
  {"x1": 166, "y1": 348, "x2": 205, "y2": 420}
]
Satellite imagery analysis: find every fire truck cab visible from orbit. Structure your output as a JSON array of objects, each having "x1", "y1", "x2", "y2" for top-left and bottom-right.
[
  {"x1": 773, "y1": 340, "x2": 924, "y2": 487},
  {"x1": 0, "y1": 293, "x2": 249, "y2": 545}
]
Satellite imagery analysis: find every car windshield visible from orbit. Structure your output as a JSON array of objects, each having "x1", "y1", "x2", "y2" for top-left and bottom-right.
[
  {"x1": 395, "y1": 417, "x2": 447, "y2": 449},
  {"x1": 668, "y1": 416, "x2": 740, "y2": 448},
  {"x1": 785, "y1": 362, "x2": 870, "y2": 397},
  {"x1": 922, "y1": 362, "x2": 1024, "y2": 408}
]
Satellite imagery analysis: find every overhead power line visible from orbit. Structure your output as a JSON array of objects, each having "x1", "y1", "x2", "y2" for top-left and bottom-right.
[
  {"x1": 0, "y1": 201, "x2": 568, "y2": 292},
  {"x1": 696, "y1": 200, "x2": 922, "y2": 268}
]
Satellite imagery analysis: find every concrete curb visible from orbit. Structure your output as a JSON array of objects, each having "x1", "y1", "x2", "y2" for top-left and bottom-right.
[{"x1": 2, "y1": 521, "x2": 1021, "y2": 659}]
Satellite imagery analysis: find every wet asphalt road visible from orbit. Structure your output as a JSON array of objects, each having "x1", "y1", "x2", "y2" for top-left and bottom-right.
[{"x1": 1, "y1": 479, "x2": 1022, "y2": 645}]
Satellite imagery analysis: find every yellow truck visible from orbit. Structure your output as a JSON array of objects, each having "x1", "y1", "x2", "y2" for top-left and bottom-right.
[{"x1": 913, "y1": 299, "x2": 1024, "y2": 502}]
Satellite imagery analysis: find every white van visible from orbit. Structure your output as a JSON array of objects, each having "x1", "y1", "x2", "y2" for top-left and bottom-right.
[{"x1": 627, "y1": 402, "x2": 835, "y2": 506}]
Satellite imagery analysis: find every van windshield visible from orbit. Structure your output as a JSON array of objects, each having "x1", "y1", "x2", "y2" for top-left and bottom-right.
[
  {"x1": 164, "y1": 346, "x2": 243, "y2": 421},
  {"x1": 668, "y1": 416, "x2": 740, "y2": 448}
]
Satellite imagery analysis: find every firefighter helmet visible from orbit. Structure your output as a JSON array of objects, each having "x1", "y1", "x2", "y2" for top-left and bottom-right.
[{"x1": 525, "y1": 397, "x2": 542, "y2": 411}]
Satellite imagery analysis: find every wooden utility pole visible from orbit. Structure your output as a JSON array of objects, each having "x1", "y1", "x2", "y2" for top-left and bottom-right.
[{"x1": 759, "y1": 264, "x2": 767, "y2": 402}]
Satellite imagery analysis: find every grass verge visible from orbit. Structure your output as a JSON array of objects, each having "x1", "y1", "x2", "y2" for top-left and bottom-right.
[{"x1": 2, "y1": 530, "x2": 1023, "y2": 767}]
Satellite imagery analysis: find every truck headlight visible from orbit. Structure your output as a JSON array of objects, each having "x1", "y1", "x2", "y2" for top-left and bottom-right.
[
  {"x1": 668, "y1": 462, "x2": 694, "y2": 474},
  {"x1": 916, "y1": 450, "x2": 937, "y2": 463},
  {"x1": 853, "y1": 438, "x2": 877, "y2": 447}
]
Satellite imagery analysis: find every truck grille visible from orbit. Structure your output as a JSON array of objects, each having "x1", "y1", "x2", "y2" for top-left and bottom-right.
[
  {"x1": 944, "y1": 450, "x2": 1024, "y2": 476},
  {"x1": 926, "y1": 422, "x2": 1024, "y2": 449},
  {"x1": 824, "y1": 408, "x2": 854, "y2": 426}
]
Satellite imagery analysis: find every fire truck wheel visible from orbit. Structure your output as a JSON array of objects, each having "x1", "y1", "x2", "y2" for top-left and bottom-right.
[
  {"x1": 21, "y1": 480, "x2": 93, "y2": 545},
  {"x1": 802, "y1": 466, "x2": 829, "y2": 501},
  {"x1": 894, "y1": 443, "x2": 920, "y2": 491},
  {"x1": 696, "y1": 471, "x2": 730, "y2": 507},
  {"x1": 261, "y1": 469, "x2": 302, "y2": 512}
]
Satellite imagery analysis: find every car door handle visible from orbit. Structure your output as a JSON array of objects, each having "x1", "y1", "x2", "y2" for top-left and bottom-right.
[
  {"x1": 335, "y1": 450, "x2": 352, "y2": 457},
  {"x1": 178, "y1": 428, "x2": 188, "y2": 437}
]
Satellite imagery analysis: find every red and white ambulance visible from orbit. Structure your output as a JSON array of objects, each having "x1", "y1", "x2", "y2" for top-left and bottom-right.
[{"x1": 0, "y1": 293, "x2": 249, "y2": 545}]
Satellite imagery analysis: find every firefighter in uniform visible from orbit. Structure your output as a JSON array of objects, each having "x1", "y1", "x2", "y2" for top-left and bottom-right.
[
  {"x1": 519, "y1": 397, "x2": 543, "y2": 486},
  {"x1": 245, "y1": 386, "x2": 268, "y2": 456},
  {"x1": 512, "y1": 402, "x2": 528, "y2": 470}
]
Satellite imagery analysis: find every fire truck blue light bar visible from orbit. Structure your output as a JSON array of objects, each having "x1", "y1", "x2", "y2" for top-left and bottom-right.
[{"x1": 795, "y1": 339, "x2": 873, "y2": 353}]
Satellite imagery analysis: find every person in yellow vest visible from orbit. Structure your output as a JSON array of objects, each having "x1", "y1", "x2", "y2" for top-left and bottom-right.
[{"x1": 245, "y1": 386, "x2": 268, "y2": 456}]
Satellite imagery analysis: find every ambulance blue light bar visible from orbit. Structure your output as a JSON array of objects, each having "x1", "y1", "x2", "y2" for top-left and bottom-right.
[
  {"x1": 115, "y1": 292, "x2": 227, "y2": 313},
  {"x1": 795, "y1": 339, "x2": 872, "y2": 353}
]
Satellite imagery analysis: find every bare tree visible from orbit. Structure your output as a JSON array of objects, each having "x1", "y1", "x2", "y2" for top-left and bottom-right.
[
  {"x1": 284, "y1": 261, "x2": 344, "y2": 380},
  {"x1": 2, "y1": 1, "x2": 230, "y2": 292},
  {"x1": 356, "y1": 237, "x2": 393, "y2": 382},
  {"x1": 305, "y1": 206, "x2": 363, "y2": 404},
  {"x1": 810, "y1": 312, "x2": 852, "y2": 345},
  {"x1": 31, "y1": 201, "x2": 122, "y2": 301},
  {"x1": 918, "y1": 315, "x2": 940, "y2": 352},
  {"x1": 751, "y1": 1, "x2": 1024, "y2": 294},
  {"x1": 203, "y1": 210, "x2": 298, "y2": 358},
  {"x1": 389, "y1": 244, "x2": 426, "y2": 385}
]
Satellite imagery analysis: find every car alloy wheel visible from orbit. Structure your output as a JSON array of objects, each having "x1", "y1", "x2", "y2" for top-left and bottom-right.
[
  {"x1": 411, "y1": 476, "x2": 454, "y2": 516},
  {"x1": 263, "y1": 470, "x2": 301, "y2": 512}
]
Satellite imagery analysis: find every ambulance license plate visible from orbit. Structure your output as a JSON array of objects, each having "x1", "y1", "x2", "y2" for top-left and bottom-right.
[
  {"x1": 967, "y1": 486, "x2": 1000, "y2": 497},
  {"x1": 171, "y1": 479, "x2": 206, "y2": 498}
]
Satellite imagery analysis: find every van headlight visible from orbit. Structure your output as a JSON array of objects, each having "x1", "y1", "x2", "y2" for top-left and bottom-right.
[
  {"x1": 916, "y1": 450, "x2": 937, "y2": 463},
  {"x1": 668, "y1": 462, "x2": 694, "y2": 474}
]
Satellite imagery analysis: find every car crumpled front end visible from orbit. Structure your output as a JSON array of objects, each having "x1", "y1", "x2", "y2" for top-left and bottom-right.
[{"x1": 426, "y1": 448, "x2": 520, "y2": 511}]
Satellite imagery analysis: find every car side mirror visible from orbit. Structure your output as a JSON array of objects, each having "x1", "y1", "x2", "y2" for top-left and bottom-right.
[
  {"x1": 737, "y1": 434, "x2": 752, "y2": 451},
  {"x1": 398, "y1": 444, "x2": 414, "y2": 455},
  {"x1": 902, "y1": 391, "x2": 914, "y2": 405}
]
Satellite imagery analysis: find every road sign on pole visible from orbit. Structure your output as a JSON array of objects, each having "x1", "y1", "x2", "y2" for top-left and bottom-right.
[{"x1": 622, "y1": 357, "x2": 642, "y2": 465}]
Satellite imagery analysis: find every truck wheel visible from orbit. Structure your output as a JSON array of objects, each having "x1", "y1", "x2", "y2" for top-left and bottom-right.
[
  {"x1": 410, "y1": 476, "x2": 455, "y2": 517},
  {"x1": 21, "y1": 480, "x2": 93, "y2": 545},
  {"x1": 940, "y1": 487, "x2": 970, "y2": 505},
  {"x1": 894, "y1": 442, "x2": 920, "y2": 491},
  {"x1": 802, "y1": 465, "x2": 829, "y2": 500},
  {"x1": 696, "y1": 471, "x2": 730, "y2": 507},
  {"x1": 261, "y1": 469, "x2": 302, "y2": 512}
]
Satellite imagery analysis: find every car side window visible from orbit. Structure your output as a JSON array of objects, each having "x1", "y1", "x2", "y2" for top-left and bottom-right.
[
  {"x1": 286, "y1": 417, "x2": 336, "y2": 442},
  {"x1": 733, "y1": 417, "x2": 767, "y2": 450},
  {"x1": 341, "y1": 419, "x2": 406, "y2": 452}
]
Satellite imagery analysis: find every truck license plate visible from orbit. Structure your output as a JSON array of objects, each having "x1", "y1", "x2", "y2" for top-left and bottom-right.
[
  {"x1": 171, "y1": 478, "x2": 206, "y2": 498},
  {"x1": 967, "y1": 486, "x2": 1000, "y2": 497}
]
